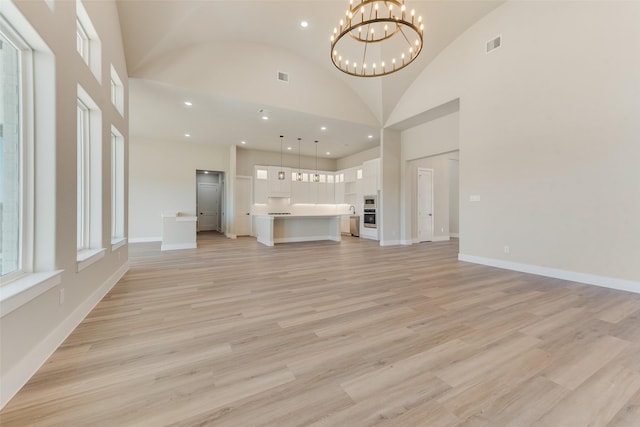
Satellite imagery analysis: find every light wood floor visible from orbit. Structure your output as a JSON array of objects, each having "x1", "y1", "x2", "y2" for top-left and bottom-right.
[{"x1": 2, "y1": 234, "x2": 640, "y2": 426}]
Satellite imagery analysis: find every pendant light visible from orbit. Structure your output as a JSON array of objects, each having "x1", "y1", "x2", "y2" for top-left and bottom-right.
[
  {"x1": 296, "y1": 137, "x2": 303, "y2": 181},
  {"x1": 278, "y1": 135, "x2": 285, "y2": 180},
  {"x1": 313, "y1": 140, "x2": 320, "y2": 182}
]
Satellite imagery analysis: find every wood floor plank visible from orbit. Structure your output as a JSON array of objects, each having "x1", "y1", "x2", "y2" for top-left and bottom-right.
[{"x1": 2, "y1": 234, "x2": 640, "y2": 426}]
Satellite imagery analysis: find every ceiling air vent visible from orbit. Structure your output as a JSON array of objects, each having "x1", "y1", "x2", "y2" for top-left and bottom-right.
[
  {"x1": 277, "y1": 71, "x2": 289, "y2": 83},
  {"x1": 486, "y1": 35, "x2": 501, "y2": 53}
]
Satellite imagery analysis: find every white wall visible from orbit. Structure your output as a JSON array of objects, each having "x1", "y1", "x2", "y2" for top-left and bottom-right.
[
  {"x1": 129, "y1": 138, "x2": 229, "y2": 240},
  {"x1": 337, "y1": 146, "x2": 380, "y2": 170},
  {"x1": 390, "y1": 1, "x2": 640, "y2": 286},
  {"x1": 132, "y1": 41, "x2": 381, "y2": 127},
  {"x1": 0, "y1": 0, "x2": 129, "y2": 408}
]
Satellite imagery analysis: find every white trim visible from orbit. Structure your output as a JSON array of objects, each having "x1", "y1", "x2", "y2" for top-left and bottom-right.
[
  {"x1": 432, "y1": 236, "x2": 451, "y2": 242},
  {"x1": 380, "y1": 239, "x2": 402, "y2": 246},
  {"x1": 0, "y1": 262, "x2": 129, "y2": 409},
  {"x1": 458, "y1": 253, "x2": 640, "y2": 294},
  {"x1": 450, "y1": 233, "x2": 459, "y2": 238},
  {"x1": 0, "y1": 271, "x2": 63, "y2": 318},
  {"x1": 111, "y1": 237, "x2": 127, "y2": 251},
  {"x1": 129, "y1": 237, "x2": 161, "y2": 243},
  {"x1": 273, "y1": 235, "x2": 340, "y2": 244},
  {"x1": 400, "y1": 240, "x2": 413, "y2": 245},
  {"x1": 225, "y1": 233, "x2": 237, "y2": 239},
  {"x1": 76, "y1": 247, "x2": 106, "y2": 272},
  {"x1": 161, "y1": 243, "x2": 197, "y2": 251}
]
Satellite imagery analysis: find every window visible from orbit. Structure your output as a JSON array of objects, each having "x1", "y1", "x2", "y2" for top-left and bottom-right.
[
  {"x1": 111, "y1": 127, "x2": 125, "y2": 247},
  {"x1": 76, "y1": 86, "x2": 104, "y2": 269},
  {"x1": 110, "y1": 65, "x2": 124, "y2": 116},
  {"x1": 75, "y1": 19, "x2": 88, "y2": 64},
  {"x1": 1, "y1": 4, "x2": 60, "y2": 317},
  {"x1": 76, "y1": 0, "x2": 101, "y2": 82},
  {"x1": 1, "y1": 29, "x2": 22, "y2": 279}
]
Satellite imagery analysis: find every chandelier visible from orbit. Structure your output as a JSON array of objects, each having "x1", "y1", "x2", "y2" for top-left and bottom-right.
[{"x1": 330, "y1": 0, "x2": 424, "y2": 77}]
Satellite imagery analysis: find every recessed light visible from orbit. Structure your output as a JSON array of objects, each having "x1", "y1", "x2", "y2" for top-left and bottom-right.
[
  {"x1": 241, "y1": 141, "x2": 247, "y2": 145},
  {"x1": 300, "y1": 21, "x2": 309, "y2": 28},
  {"x1": 204, "y1": 171, "x2": 209, "y2": 174},
  {"x1": 261, "y1": 115, "x2": 269, "y2": 121},
  {"x1": 326, "y1": 151, "x2": 331, "y2": 155},
  {"x1": 321, "y1": 126, "x2": 327, "y2": 131},
  {"x1": 287, "y1": 146, "x2": 292, "y2": 150},
  {"x1": 184, "y1": 133, "x2": 191, "y2": 137},
  {"x1": 368, "y1": 135, "x2": 373, "y2": 139},
  {"x1": 184, "y1": 101, "x2": 193, "y2": 106}
]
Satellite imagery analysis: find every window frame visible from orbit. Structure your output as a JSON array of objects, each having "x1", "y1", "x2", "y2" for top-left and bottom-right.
[
  {"x1": 75, "y1": 19, "x2": 89, "y2": 64},
  {"x1": 110, "y1": 126, "x2": 125, "y2": 248},
  {"x1": 0, "y1": 10, "x2": 62, "y2": 318},
  {"x1": 76, "y1": 85, "x2": 104, "y2": 271},
  {"x1": 1, "y1": 19, "x2": 30, "y2": 282}
]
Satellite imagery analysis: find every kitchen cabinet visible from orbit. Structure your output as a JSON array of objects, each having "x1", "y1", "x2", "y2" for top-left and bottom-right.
[
  {"x1": 291, "y1": 170, "x2": 316, "y2": 204},
  {"x1": 362, "y1": 158, "x2": 380, "y2": 196},
  {"x1": 267, "y1": 166, "x2": 291, "y2": 197},
  {"x1": 254, "y1": 167, "x2": 268, "y2": 203}
]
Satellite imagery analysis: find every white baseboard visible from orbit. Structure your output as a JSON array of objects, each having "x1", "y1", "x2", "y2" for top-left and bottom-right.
[
  {"x1": 450, "y1": 233, "x2": 459, "y2": 238},
  {"x1": 400, "y1": 240, "x2": 413, "y2": 245},
  {"x1": 380, "y1": 239, "x2": 401, "y2": 246},
  {"x1": 225, "y1": 233, "x2": 237, "y2": 239},
  {"x1": 160, "y1": 243, "x2": 197, "y2": 251},
  {"x1": 432, "y1": 236, "x2": 451, "y2": 242},
  {"x1": 128, "y1": 237, "x2": 161, "y2": 243},
  {"x1": 1, "y1": 262, "x2": 129, "y2": 410},
  {"x1": 274, "y1": 235, "x2": 340, "y2": 244},
  {"x1": 458, "y1": 253, "x2": 640, "y2": 294}
]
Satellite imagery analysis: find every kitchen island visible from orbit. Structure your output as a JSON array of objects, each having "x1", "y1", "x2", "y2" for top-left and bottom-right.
[{"x1": 254, "y1": 214, "x2": 342, "y2": 246}]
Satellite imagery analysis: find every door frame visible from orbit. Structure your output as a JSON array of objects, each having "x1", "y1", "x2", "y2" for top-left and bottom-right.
[
  {"x1": 417, "y1": 167, "x2": 434, "y2": 242},
  {"x1": 196, "y1": 170, "x2": 224, "y2": 233}
]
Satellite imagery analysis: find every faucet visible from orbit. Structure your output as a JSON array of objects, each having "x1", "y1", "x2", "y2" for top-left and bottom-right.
[{"x1": 349, "y1": 205, "x2": 356, "y2": 215}]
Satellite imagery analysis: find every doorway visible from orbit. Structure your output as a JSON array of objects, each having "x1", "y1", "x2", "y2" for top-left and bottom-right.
[
  {"x1": 196, "y1": 170, "x2": 223, "y2": 232},
  {"x1": 417, "y1": 168, "x2": 434, "y2": 242}
]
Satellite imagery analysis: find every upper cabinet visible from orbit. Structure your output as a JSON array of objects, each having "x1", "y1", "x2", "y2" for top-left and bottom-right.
[
  {"x1": 254, "y1": 166, "x2": 291, "y2": 202},
  {"x1": 254, "y1": 167, "x2": 269, "y2": 203},
  {"x1": 254, "y1": 159, "x2": 379, "y2": 205},
  {"x1": 362, "y1": 158, "x2": 380, "y2": 195},
  {"x1": 268, "y1": 166, "x2": 291, "y2": 197}
]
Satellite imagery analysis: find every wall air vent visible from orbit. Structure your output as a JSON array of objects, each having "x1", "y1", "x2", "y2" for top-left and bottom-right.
[
  {"x1": 486, "y1": 35, "x2": 501, "y2": 53},
  {"x1": 277, "y1": 71, "x2": 289, "y2": 83}
]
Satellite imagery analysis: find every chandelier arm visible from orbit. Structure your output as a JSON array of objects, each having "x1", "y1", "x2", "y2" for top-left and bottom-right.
[{"x1": 398, "y1": 25, "x2": 413, "y2": 48}]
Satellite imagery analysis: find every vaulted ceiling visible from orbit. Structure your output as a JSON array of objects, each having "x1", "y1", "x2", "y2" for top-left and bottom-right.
[{"x1": 117, "y1": 0, "x2": 503, "y2": 158}]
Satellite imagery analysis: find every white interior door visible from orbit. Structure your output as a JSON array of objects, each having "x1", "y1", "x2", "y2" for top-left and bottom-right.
[
  {"x1": 235, "y1": 176, "x2": 252, "y2": 236},
  {"x1": 418, "y1": 168, "x2": 434, "y2": 242},
  {"x1": 198, "y1": 182, "x2": 220, "y2": 231}
]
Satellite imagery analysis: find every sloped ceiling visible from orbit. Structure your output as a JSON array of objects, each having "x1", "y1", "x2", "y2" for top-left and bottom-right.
[{"x1": 117, "y1": 0, "x2": 503, "y2": 158}]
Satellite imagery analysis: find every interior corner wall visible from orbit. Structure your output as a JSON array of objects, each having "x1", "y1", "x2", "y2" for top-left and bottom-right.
[
  {"x1": 336, "y1": 146, "x2": 380, "y2": 170},
  {"x1": 129, "y1": 138, "x2": 229, "y2": 240},
  {"x1": 390, "y1": 1, "x2": 640, "y2": 285}
]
